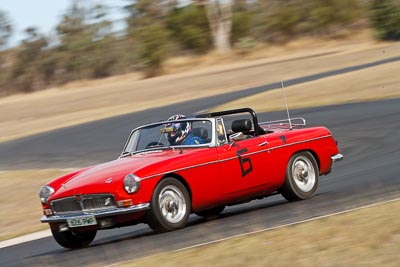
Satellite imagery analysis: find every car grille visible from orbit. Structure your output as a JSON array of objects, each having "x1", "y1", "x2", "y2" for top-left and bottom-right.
[{"x1": 51, "y1": 194, "x2": 116, "y2": 215}]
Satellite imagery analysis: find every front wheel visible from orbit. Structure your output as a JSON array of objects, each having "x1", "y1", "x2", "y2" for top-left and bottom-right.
[
  {"x1": 51, "y1": 228, "x2": 97, "y2": 249},
  {"x1": 280, "y1": 151, "x2": 319, "y2": 202},
  {"x1": 147, "y1": 178, "x2": 191, "y2": 232}
]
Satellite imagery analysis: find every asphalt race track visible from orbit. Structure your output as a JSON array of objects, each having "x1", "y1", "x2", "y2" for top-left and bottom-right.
[
  {"x1": 1, "y1": 66, "x2": 400, "y2": 266},
  {"x1": 1, "y1": 55, "x2": 400, "y2": 170}
]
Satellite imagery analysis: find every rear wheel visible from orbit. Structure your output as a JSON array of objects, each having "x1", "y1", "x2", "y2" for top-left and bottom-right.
[
  {"x1": 280, "y1": 151, "x2": 319, "y2": 202},
  {"x1": 147, "y1": 178, "x2": 191, "y2": 232},
  {"x1": 51, "y1": 228, "x2": 97, "y2": 249}
]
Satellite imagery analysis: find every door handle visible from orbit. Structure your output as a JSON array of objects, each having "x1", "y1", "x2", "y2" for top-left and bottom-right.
[{"x1": 258, "y1": 141, "x2": 269, "y2": 147}]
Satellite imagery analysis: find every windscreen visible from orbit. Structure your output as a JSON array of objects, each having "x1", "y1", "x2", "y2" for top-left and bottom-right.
[{"x1": 123, "y1": 120, "x2": 212, "y2": 154}]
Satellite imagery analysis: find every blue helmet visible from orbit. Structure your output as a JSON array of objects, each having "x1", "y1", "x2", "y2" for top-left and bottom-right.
[{"x1": 165, "y1": 114, "x2": 191, "y2": 145}]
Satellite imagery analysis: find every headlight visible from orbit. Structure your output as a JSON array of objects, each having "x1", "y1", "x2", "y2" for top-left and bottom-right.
[
  {"x1": 124, "y1": 174, "x2": 140, "y2": 194},
  {"x1": 39, "y1": 185, "x2": 54, "y2": 204}
]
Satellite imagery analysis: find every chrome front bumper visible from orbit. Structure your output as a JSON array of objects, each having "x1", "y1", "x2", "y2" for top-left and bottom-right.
[
  {"x1": 331, "y1": 153, "x2": 344, "y2": 163},
  {"x1": 41, "y1": 203, "x2": 150, "y2": 224}
]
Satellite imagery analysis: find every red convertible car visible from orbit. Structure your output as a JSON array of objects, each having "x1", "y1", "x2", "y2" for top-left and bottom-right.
[{"x1": 39, "y1": 108, "x2": 343, "y2": 249}]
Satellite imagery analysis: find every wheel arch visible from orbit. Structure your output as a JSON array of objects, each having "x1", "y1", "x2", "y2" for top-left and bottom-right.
[
  {"x1": 290, "y1": 149, "x2": 320, "y2": 172},
  {"x1": 159, "y1": 173, "x2": 193, "y2": 201},
  {"x1": 146, "y1": 173, "x2": 192, "y2": 231}
]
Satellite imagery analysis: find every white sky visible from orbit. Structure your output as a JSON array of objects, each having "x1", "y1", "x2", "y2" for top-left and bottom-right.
[{"x1": 0, "y1": 0, "x2": 127, "y2": 47}]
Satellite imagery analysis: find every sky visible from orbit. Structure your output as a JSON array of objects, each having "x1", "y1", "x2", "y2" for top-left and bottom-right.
[{"x1": 0, "y1": 0, "x2": 127, "y2": 47}]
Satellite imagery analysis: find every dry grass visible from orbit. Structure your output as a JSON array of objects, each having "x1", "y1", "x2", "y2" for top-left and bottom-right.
[
  {"x1": 1, "y1": 34, "x2": 400, "y2": 143},
  {"x1": 213, "y1": 60, "x2": 400, "y2": 112},
  {"x1": 0, "y1": 169, "x2": 70, "y2": 241},
  {"x1": 163, "y1": 30, "x2": 376, "y2": 74},
  {"x1": 117, "y1": 200, "x2": 400, "y2": 267}
]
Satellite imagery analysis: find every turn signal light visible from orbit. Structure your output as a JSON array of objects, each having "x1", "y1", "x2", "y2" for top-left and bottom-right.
[
  {"x1": 117, "y1": 199, "x2": 133, "y2": 207},
  {"x1": 43, "y1": 209, "x2": 53, "y2": 216}
]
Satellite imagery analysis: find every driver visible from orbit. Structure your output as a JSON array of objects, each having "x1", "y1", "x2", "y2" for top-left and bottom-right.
[{"x1": 165, "y1": 114, "x2": 204, "y2": 145}]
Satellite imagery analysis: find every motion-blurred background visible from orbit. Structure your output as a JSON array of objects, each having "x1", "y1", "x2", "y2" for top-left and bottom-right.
[
  {"x1": 1, "y1": 0, "x2": 399, "y2": 96},
  {"x1": 1, "y1": 1, "x2": 400, "y2": 266}
]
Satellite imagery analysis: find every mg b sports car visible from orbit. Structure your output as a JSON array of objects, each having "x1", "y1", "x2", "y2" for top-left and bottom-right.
[{"x1": 39, "y1": 108, "x2": 343, "y2": 249}]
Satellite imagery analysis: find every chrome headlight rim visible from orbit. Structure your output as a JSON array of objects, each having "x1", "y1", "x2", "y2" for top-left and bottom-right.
[
  {"x1": 39, "y1": 185, "x2": 54, "y2": 204},
  {"x1": 124, "y1": 174, "x2": 141, "y2": 194}
]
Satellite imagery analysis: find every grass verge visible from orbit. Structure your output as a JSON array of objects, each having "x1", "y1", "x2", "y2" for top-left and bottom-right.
[
  {"x1": 0, "y1": 169, "x2": 70, "y2": 241},
  {"x1": 212, "y1": 60, "x2": 400, "y2": 112},
  {"x1": 116, "y1": 200, "x2": 400, "y2": 267}
]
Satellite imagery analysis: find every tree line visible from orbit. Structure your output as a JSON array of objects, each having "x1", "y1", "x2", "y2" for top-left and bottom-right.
[{"x1": 0, "y1": 0, "x2": 399, "y2": 96}]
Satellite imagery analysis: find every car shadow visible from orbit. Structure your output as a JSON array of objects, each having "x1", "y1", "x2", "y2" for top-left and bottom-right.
[{"x1": 189, "y1": 197, "x2": 289, "y2": 225}]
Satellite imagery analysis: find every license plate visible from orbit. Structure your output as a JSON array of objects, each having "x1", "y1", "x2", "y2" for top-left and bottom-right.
[{"x1": 67, "y1": 215, "x2": 97, "y2": 228}]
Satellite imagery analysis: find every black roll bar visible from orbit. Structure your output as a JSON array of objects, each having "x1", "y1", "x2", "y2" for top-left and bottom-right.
[{"x1": 196, "y1": 108, "x2": 263, "y2": 136}]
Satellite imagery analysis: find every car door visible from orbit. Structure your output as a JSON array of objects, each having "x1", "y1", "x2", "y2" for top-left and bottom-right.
[{"x1": 216, "y1": 126, "x2": 272, "y2": 197}]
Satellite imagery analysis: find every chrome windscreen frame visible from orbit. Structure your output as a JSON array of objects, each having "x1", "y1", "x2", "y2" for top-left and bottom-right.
[{"x1": 119, "y1": 118, "x2": 218, "y2": 157}]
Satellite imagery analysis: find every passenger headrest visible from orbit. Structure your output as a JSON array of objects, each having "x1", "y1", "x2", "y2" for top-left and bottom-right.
[
  {"x1": 231, "y1": 119, "x2": 252, "y2": 133},
  {"x1": 192, "y1": 127, "x2": 208, "y2": 139}
]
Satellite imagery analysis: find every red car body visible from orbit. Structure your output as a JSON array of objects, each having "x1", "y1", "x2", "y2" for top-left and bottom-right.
[{"x1": 39, "y1": 108, "x2": 342, "y2": 249}]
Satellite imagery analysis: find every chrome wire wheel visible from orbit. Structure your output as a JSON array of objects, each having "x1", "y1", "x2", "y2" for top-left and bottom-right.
[
  {"x1": 158, "y1": 185, "x2": 187, "y2": 224},
  {"x1": 280, "y1": 151, "x2": 319, "y2": 202},
  {"x1": 147, "y1": 178, "x2": 191, "y2": 232},
  {"x1": 292, "y1": 155, "x2": 316, "y2": 193}
]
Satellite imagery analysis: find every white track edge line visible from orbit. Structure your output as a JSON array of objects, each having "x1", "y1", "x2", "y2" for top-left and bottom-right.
[{"x1": 0, "y1": 229, "x2": 51, "y2": 249}]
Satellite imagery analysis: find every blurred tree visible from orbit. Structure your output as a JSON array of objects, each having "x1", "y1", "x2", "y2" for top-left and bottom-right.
[
  {"x1": 9, "y1": 27, "x2": 49, "y2": 92},
  {"x1": 231, "y1": 0, "x2": 254, "y2": 44},
  {"x1": 370, "y1": 0, "x2": 400, "y2": 40},
  {"x1": 126, "y1": 0, "x2": 171, "y2": 76},
  {"x1": 0, "y1": 0, "x2": 374, "y2": 96},
  {"x1": 56, "y1": 1, "x2": 92, "y2": 81},
  {"x1": 126, "y1": 0, "x2": 165, "y2": 29},
  {"x1": 135, "y1": 23, "x2": 170, "y2": 76},
  {"x1": 263, "y1": 2, "x2": 303, "y2": 41},
  {"x1": 195, "y1": 0, "x2": 233, "y2": 53},
  {"x1": 0, "y1": 10, "x2": 13, "y2": 49},
  {"x1": 56, "y1": 1, "x2": 119, "y2": 81},
  {"x1": 255, "y1": 0, "x2": 365, "y2": 42},
  {"x1": 84, "y1": 3, "x2": 118, "y2": 78},
  {"x1": 0, "y1": 10, "x2": 13, "y2": 91},
  {"x1": 232, "y1": 0, "x2": 247, "y2": 10},
  {"x1": 167, "y1": 5, "x2": 212, "y2": 53},
  {"x1": 307, "y1": 0, "x2": 364, "y2": 34}
]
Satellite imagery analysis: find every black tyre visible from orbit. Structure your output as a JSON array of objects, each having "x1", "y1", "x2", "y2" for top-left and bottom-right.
[
  {"x1": 280, "y1": 151, "x2": 319, "y2": 202},
  {"x1": 147, "y1": 178, "x2": 191, "y2": 232},
  {"x1": 195, "y1": 206, "x2": 225, "y2": 219},
  {"x1": 51, "y1": 228, "x2": 97, "y2": 249}
]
